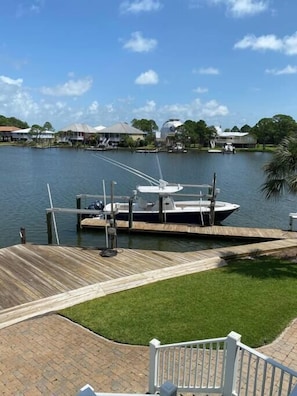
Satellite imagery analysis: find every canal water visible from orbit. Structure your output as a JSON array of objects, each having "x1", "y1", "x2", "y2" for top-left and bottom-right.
[{"x1": 0, "y1": 146, "x2": 295, "y2": 250}]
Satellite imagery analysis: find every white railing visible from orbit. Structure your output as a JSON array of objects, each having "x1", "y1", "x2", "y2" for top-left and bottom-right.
[{"x1": 148, "y1": 331, "x2": 297, "y2": 396}]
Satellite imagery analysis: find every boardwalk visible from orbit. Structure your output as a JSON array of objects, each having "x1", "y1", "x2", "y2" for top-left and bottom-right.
[{"x1": 1, "y1": 238, "x2": 297, "y2": 328}]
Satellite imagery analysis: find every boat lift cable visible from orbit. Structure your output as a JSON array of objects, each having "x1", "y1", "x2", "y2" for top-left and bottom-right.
[
  {"x1": 47, "y1": 183, "x2": 60, "y2": 245},
  {"x1": 93, "y1": 154, "x2": 159, "y2": 185}
]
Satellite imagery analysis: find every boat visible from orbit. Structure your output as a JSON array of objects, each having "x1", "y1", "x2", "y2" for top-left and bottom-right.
[
  {"x1": 136, "y1": 148, "x2": 159, "y2": 153},
  {"x1": 223, "y1": 142, "x2": 236, "y2": 154},
  {"x1": 208, "y1": 149, "x2": 222, "y2": 153},
  {"x1": 168, "y1": 142, "x2": 187, "y2": 153},
  {"x1": 94, "y1": 156, "x2": 240, "y2": 226}
]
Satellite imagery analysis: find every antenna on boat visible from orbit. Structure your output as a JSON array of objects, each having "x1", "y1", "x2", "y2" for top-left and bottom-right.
[{"x1": 93, "y1": 154, "x2": 159, "y2": 185}]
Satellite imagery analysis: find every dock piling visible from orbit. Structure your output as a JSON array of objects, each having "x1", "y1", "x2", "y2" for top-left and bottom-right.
[{"x1": 46, "y1": 212, "x2": 53, "y2": 244}]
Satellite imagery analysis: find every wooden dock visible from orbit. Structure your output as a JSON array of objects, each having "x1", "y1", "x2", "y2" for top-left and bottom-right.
[
  {"x1": 1, "y1": 237, "x2": 297, "y2": 329},
  {"x1": 81, "y1": 218, "x2": 297, "y2": 240}
]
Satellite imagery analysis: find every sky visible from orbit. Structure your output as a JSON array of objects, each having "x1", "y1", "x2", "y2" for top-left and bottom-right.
[{"x1": 1, "y1": 0, "x2": 297, "y2": 131}]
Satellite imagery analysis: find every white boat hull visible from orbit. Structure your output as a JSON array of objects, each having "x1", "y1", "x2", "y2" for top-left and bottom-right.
[{"x1": 105, "y1": 200, "x2": 239, "y2": 225}]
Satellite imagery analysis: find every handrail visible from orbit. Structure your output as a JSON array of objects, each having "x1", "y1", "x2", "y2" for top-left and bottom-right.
[{"x1": 149, "y1": 332, "x2": 297, "y2": 396}]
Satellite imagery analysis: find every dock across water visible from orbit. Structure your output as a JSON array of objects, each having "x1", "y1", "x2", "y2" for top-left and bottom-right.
[{"x1": 80, "y1": 218, "x2": 296, "y2": 240}]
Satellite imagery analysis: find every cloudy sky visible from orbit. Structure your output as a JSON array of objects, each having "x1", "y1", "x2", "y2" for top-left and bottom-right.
[{"x1": 0, "y1": 0, "x2": 296, "y2": 130}]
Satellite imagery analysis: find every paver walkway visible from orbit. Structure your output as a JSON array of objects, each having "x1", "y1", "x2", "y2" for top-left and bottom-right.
[{"x1": 0, "y1": 314, "x2": 297, "y2": 396}]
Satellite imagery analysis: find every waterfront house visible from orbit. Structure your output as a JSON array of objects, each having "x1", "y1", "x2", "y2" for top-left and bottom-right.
[
  {"x1": 0, "y1": 126, "x2": 19, "y2": 141},
  {"x1": 99, "y1": 122, "x2": 146, "y2": 147},
  {"x1": 59, "y1": 123, "x2": 98, "y2": 145},
  {"x1": 215, "y1": 130, "x2": 257, "y2": 148}
]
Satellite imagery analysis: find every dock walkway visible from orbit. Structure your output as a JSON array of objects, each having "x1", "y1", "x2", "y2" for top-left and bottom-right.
[
  {"x1": 1, "y1": 236, "x2": 297, "y2": 329},
  {"x1": 81, "y1": 219, "x2": 297, "y2": 239}
]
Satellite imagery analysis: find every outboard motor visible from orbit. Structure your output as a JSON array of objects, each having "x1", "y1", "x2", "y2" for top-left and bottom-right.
[
  {"x1": 94, "y1": 200, "x2": 104, "y2": 210},
  {"x1": 86, "y1": 200, "x2": 104, "y2": 217},
  {"x1": 88, "y1": 200, "x2": 104, "y2": 211}
]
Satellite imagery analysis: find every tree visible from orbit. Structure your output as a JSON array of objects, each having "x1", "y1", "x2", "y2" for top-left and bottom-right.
[
  {"x1": 43, "y1": 121, "x2": 55, "y2": 131},
  {"x1": 30, "y1": 124, "x2": 43, "y2": 143},
  {"x1": 240, "y1": 124, "x2": 251, "y2": 133},
  {"x1": 261, "y1": 136, "x2": 297, "y2": 198},
  {"x1": 131, "y1": 119, "x2": 158, "y2": 133},
  {"x1": 251, "y1": 118, "x2": 274, "y2": 149},
  {"x1": 271, "y1": 114, "x2": 297, "y2": 145},
  {"x1": 0, "y1": 114, "x2": 29, "y2": 129}
]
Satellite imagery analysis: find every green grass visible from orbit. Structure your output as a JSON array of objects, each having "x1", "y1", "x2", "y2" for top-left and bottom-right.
[{"x1": 60, "y1": 256, "x2": 297, "y2": 347}]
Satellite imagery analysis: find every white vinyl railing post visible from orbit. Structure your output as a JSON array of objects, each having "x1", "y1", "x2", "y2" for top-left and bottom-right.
[
  {"x1": 222, "y1": 331, "x2": 241, "y2": 396},
  {"x1": 149, "y1": 338, "x2": 161, "y2": 394}
]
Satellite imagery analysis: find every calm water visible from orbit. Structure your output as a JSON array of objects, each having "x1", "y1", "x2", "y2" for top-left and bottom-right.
[{"x1": 0, "y1": 146, "x2": 295, "y2": 250}]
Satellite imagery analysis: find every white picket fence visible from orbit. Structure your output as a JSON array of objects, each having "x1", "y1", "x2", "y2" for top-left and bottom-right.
[
  {"x1": 148, "y1": 331, "x2": 297, "y2": 396},
  {"x1": 77, "y1": 331, "x2": 297, "y2": 396}
]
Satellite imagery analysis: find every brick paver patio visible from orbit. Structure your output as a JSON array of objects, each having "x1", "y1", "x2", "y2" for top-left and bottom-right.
[{"x1": 0, "y1": 315, "x2": 297, "y2": 396}]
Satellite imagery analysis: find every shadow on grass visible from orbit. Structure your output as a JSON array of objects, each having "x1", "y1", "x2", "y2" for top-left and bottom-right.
[{"x1": 224, "y1": 253, "x2": 297, "y2": 279}]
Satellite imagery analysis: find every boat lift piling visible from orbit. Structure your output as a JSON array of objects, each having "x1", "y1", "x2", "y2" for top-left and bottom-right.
[{"x1": 209, "y1": 173, "x2": 217, "y2": 226}]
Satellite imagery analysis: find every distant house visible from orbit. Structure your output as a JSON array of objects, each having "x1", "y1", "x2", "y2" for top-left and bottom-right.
[
  {"x1": 11, "y1": 127, "x2": 32, "y2": 141},
  {"x1": 99, "y1": 122, "x2": 146, "y2": 146},
  {"x1": 59, "y1": 123, "x2": 98, "y2": 144},
  {"x1": 214, "y1": 130, "x2": 257, "y2": 148},
  {"x1": 10, "y1": 128, "x2": 56, "y2": 143},
  {"x1": 0, "y1": 126, "x2": 19, "y2": 141},
  {"x1": 58, "y1": 122, "x2": 145, "y2": 147}
]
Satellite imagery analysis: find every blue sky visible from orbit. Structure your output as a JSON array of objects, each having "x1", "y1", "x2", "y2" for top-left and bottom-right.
[{"x1": 1, "y1": 0, "x2": 297, "y2": 131}]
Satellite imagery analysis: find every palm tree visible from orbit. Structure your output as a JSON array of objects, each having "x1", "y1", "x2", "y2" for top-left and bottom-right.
[{"x1": 262, "y1": 136, "x2": 297, "y2": 198}]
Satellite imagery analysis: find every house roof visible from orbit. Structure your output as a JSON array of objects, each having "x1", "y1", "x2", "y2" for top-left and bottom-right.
[
  {"x1": 100, "y1": 122, "x2": 146, "y2": 135},
  {"x1": 60, "y1": 123, "x2": 98, "y2": 133},
  {"x1": 11, "y1": 128, "x2": 31, "y2": 134},
  {"x1": 218, "y1": 131, "x2": 249, "y2": 137},
  {"x1": 94, "y1": 125, "x2": 106, "y2": 131},
  {"x1": 0, "y1": 126, "x2": 20, "y2": 132}
]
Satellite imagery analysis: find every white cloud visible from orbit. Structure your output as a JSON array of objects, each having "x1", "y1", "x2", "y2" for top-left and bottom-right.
[
  {"x1": 193, "y1": 67, "x2": 220, "y2": 75},
  {"x1": 0, "y1": 75, "x2": 23, "y2": 86},
  {"x1": 0, "y1": 76, "x2": 39, "y2": 119},
  {"x1": 88, "y1": 101, "x2": 99, "y2": 113},
  {"x1": 133, "y1": 100, "x2": 157, "y2": 113},
  {"x1": 122, "y1": 31, "x2": 157, "y2": 53},
  {"x1": 135, "y1": 69, "x2": 159, "y2": 85},
  {"x1": 234, "y1": 32, "x2": 297, "y2": 55},
  {"x1": 120, "y1": 0, "x2": 162, "y2": 14},
  {"x1": 191, "y1": 0, "x2": 269, "y2": 17},
  {"x1": 133, "y1": 98, "x2": 229, "y2": 121},
  {"x1": 16, "y1": 0, "x2": 45, "y2": 17},
  {"x1": 41, "y1": 77, "x2": 93, "y2": 96},
  {"x1": 201, "y1": 99, "x2": 229, "y2": 117},
  {"x1": 265, "y1": 65, "x2": 297, "y2": 75},
  {"x1": 193, "y1": 86, "x2": 209, "y2": 93}
]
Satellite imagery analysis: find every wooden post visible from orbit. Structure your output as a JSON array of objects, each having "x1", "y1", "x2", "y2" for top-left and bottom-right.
[
  {"x1": 159, "y1": 196, "x2": 164, "y2": 223},
  {"x1": 128, "y1": 197, "x2": 133, "y2": 229},
  {"x1": 46, "y1": 211, "x2": 53, "y2": 245},
  {"x1": 209, "y1": 173, "x2": 216, "y2": 226},
  {"x1": 76, "y1": 196, "x2": 81, "y2": 229},
  {"x1": 20, "y1": 227, "x2": 26, "y2": 244}
]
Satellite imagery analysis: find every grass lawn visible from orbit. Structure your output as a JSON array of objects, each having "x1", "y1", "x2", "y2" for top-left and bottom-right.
[{"x1": 60, "y1": 256, "x2": 297, "y2": 348}]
